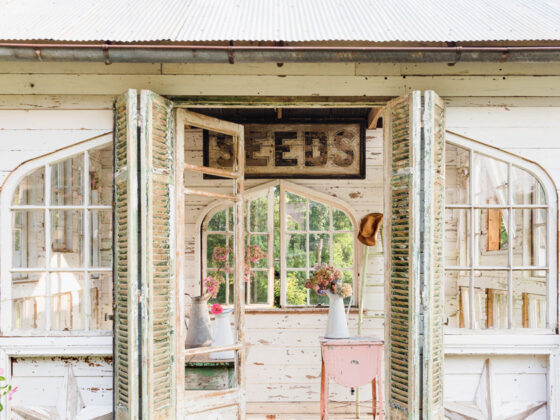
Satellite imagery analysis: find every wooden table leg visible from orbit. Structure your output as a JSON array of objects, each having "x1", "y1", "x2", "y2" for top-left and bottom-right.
[
  {"x1": 372, "y1": 377, "x2": 377, "y2": 419},
  {"x1": 320, "y1": 358, "x2": 328, "y2": 420},
  {"x1": 377, "y1": 376, "x2": 384, "y2": 420}
]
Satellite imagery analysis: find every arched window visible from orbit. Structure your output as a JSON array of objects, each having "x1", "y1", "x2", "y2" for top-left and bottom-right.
[
  {"x1": 201, "y1": 181, "x2": 357, "y2": 308},
  {"x1": 1, "y1": 137, "x2": 113, "y2": 334},
  {"x1": 444, "y1": 133, "x2": 557, "y2": 331}
]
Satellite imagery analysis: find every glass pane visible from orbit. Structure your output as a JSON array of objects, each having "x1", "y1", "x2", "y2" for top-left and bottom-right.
[
  {"x1": 473, "y1": 153, "x2": 508, "y2": 206},
  {"x1": 50, "y1": 272, "x2": 85, "y2": 330},
  {"x1": 90, "y1": 272, "x2": 113, "y2": 330},
  {"x1": 208, "y1": 209, "x2": 227, "y2": 232},
  {"x1": 333, "y1": 209, "x2": 353, "y2": 231},
  {"x1": 250, "y1": 270, "x2": 269, "y2": 305},
  {"x1": 248, "y1": 234, "x2": 268, "y2": 269},
  {"x1": 207, "y1": 234, "x2": 227, "y2": 268},
  {"x1": 473, "y1": 270, "x2": 509, "y2": 329},
  {"x1": 444, "y1": 270, "x2": 469, "y2": 328},
  {"x1": 12, "y1": 210, "x2": 45, "y2": 268},
  {"x1": 341, "y1": 270, "x2": 353, "y2": 306},
  {"x1": 51, "y1": 155, "x2": 84, "y2": 206},
  {"x1": 286, "y1": 234, "x2": 306, "y2": 268},
  {"x1": 512, "y1": 270, "x2": 547, "y2": 329},
  {"x1": 286, "y1": 192, "x2": 306, "y2": 231},
  {"x1": 444, "y1": 209, "x2": 470, "y2": 267},
  {"x1": 249, "y1": 196, "x2": 268, "y2": 233},
  {"x1": 12, "y1": 167, "x2": 45, "y2": 205},
  {"x1": 474, "y1": 209, "x2": 509, "y2": 267},
  {"x1": 333, "y1": 233, "x2": 354, "y2": 268},
  {"x1": 89, "y1": 144, "x2": 113, "y2": 205},
  {"x1": 89, "y1": 210, "x2": 112, "y2": 268},
  {"x1": 12, "y1": 273, "x2": 46, "y2": 330},
  {"x1": 512, "y1": 166, "x2": 546, "y2": 205},
  {"x1": 286, "y1": 271, "x2": 308, "y2": 305},
  {"x1": 309, "y1": 200, "x2": 329, "y2": 231},
  {"x1": 445, "y1": 143, "x2": 470, "y2": 204},
  {"x1": 50, "y1": 210, "x2": 84, "y2": 268},
  {"x1": 309, "y1": 233, "x2": 330, "y2": 267},
  {"x1": 512, "y1": 209, "x2": 547, "y2": 267}
]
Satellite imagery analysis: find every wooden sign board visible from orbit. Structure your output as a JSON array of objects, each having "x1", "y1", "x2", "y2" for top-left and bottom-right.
[{"x1": 203, "y1": 121, "x2": 365, "y2": 179}]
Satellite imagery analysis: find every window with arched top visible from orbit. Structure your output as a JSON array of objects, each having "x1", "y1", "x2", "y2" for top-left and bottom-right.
[
  {"x1": 444, "y1": 133, "x2": 557, "y2": 331},
  {"x1": 1, "y1": 138, "x2": 113, "y2": 334},
  {"x1": 201, "y1": 181, "x2": 357, "y2": 308}
]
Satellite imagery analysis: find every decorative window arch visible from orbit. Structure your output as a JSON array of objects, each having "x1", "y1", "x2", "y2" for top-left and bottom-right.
[
  {"x1": 444, "y1": 132, "x2": 558, "y2": 332},
  {"x1": 199, "y1": 180, "x2": 359, "y2": 308},
  {"x1": 1, "y1": 135, "x2": 113, "y2": 335}
]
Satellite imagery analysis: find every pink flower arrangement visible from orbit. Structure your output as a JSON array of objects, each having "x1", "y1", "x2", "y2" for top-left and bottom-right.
[
  {"x1": 211, "y1": 303, "x2": 223, "y2": 315},
  {"x1": 305, "y1": 263, "x2": 352, "y2": 298}
]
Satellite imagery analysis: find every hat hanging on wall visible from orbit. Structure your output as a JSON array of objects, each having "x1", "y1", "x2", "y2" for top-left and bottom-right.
[{"x1": 357, "y1": 213, "x2": 383, "y2": 246}]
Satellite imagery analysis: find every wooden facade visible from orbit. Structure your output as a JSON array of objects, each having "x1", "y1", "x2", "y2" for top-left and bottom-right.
[{"x1": 0, "y1": 61, "x2": 559, "y2": 419}]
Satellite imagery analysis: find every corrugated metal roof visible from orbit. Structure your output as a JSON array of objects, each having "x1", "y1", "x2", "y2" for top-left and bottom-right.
[{"x1": 1, "y1": 0, "x2": 560, "y2": 43}]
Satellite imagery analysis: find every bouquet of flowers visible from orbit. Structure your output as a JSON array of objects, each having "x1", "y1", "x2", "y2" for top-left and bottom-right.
[{"x1": 305, "y1": 263, "x2": 352, "y2": 298}]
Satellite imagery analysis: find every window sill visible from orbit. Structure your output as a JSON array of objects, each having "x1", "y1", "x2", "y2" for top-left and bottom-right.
[{"x1": 246, "y1": 307, "x2": 360, "y2": 314}]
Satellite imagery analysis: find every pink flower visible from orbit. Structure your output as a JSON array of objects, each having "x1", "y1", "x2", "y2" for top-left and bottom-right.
[
  {"x1": 8, "y1": 386, "x2": 18, "y2": 401},
  {"x1": 211, "y1": 303, "x2": 223, "y2": 315},
  {"x1": 0, "y1": 368, "x2": 4, "y2": 376},
  {"x1": 203, "y1": 276, "x2": 220, "y2": 299}
]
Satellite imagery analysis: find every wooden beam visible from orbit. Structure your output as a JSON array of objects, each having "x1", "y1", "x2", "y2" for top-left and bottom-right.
[{"x1": 367, "y1": 107, "x2": 384, "y2": 129}]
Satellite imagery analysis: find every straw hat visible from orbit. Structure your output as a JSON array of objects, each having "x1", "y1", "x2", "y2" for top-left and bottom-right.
[{"x1": 357, "y1": 213, "x2": 383, "y2": 246}]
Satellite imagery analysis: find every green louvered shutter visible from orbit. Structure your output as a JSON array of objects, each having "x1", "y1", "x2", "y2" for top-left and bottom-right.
[
  {"x1": 384, "y1": 91, "x2": 446, "y2": 419},
  {"x1": 421, "y1": 91, "x2": 446, "y2": 419},
  {"x1": 113, "y1": 89, "x2": 140, "y2": 419},
  {"x1": 384, "y1": 92, "x2": 422, "y2": 420},
  {"x1": 139, "y1": 90, "x2": 177, "y2": 419}
]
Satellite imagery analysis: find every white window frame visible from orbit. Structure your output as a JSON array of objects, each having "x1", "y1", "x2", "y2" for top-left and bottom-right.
[
  {"x1": 198, "y1": 179, "x2": 360, "y2": 309},
  {"x1": 445, "y1": 132, "x2": 558, "y2": 334},
  {"x1": 0, "y1": 135, "x2": 113, "y2": 337}
]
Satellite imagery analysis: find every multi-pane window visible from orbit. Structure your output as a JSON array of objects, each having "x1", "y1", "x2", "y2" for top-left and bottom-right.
[
  {"x1": 9, "y1": 144, "x2": 113, "y2": 332},
  {"x1": 202, "y1": 183, "x2": 356, "y2": 308},
  {"x1": 444, "y1": 141, "x2": 554, "y2": 330}
]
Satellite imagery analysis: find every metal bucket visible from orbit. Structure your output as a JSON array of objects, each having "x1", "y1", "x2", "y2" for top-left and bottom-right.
[{"x1": 185, "y1": 295, "x2": 213, "y2": 348}]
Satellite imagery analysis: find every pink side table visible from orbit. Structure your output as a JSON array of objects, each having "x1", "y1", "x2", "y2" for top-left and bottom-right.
[{"x1": 320, "y1": 337, "x2": 384, "y2": 420}]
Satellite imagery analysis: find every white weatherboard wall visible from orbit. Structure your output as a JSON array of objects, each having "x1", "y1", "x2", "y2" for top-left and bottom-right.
[{"x1": 0, "y1": 61, "x2": 559, "y2": 418}]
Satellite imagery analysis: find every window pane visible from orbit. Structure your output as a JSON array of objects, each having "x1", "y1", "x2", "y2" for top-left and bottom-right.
[
  {"x1": 444, "y1": 209, "x2": 470, "y2": 267},
  {"x1": 51, "y1": 210, "x2": 84, "y2": 268},
  {"x1": 286, "y1": 234, "x2": 306, "y2": 268},
  {"x1": 12, "y1": 210, "x2": 45, "y2": 268},
  {"x1": 207, "y1": 234, "x2": 227, "y2": 268},
  {"x1": 51, "y1": 155, "x2": 84, "y2": 206},
  {"x1": 286, "y1": 271, "x2": 308, "y2": 305},
  {"x1": 473, "y1": 154, "x2": 508, "y2": 205},
  {"x1": 341, "y1": 270, "x2": 353, "y2": 305},
  {"x1": 444, "y1": 270, "x2": 469, "y2": 328},
  {"x1": 333, "y1": 233, "x2": 354, "y2": 268},
  {"x1": 512, "y1": 271, "x2": 547, "y2": 328},
  {"x1": 309, "y1": 233, "x2": 330, "y2": 267},
  {"x1": 249, "y1": 270, "x2": 269, "y2": 304},
  {"x1": 90, "y1": 272, "x2": 113, "y2": 330},
  {"x1": 474, "y1": 209, "x2": 509, "y2": 267},
  {"x1": 207, "y1": 269, "x2": 227, "y2": 305},
  {"x1": 89, "y1": 210, "x2": 112, "y2": 268},
  {"x1": 12, "y1": 167, "x2": 45, "y2": 205},
  {"x1": 445, "y1": 143, "x2": 470, "y2": 204},
  {"x1": 512, "y1": 166, "x2": 546, "y2": 205},
  {"x1": 89, "y1": 144, "x2": 113, "y2": 205},
  {"x1": 50, "y1": 272, "x2": 85, "y2": 330},
  {"x1": 248, "y1": 234, "x2": 268, "y2": 269},
  {"x1": 333, "y1": 209, "x2": 353, "y2": 231},
  {"x1": 286, "y1": 192, "x2": 306, "y2": 231},
  {"x1": 512, "y1": 209, "x2": 547, "y2": 267},
  {"x1": 249, "y1": 196, "x2": 268, "y2": 233},
  {"x1": 309, "y1": 200, "x2": 329, "y2": 231},
  {"x1": 473, "y1": 270, "x2": 509, "y2": 329},
  {"x1": 208, "y1": 209, "x2": 227, "y2": 232},
  {"x1": 12, "y1": 273, "x2": 46, "y2": 330}
]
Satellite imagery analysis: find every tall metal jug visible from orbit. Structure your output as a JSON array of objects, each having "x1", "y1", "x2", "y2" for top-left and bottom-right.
[{"x1": 185, "y1": 295, "x2": 213, "y2": 348}]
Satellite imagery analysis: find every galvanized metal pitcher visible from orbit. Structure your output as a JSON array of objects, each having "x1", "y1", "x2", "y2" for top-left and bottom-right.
[{"x1": 185, "y1": 295, "x2": 213, "y2": 348}]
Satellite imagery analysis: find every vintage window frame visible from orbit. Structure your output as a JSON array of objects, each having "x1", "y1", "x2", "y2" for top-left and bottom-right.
[
  {"x1": 0, "y1": 134, "x2": 113, "y2": 337},
  {"x1": 198, "y1": 179, "x2": 360, "y2": 309},
  {"x1": 444, "y1": 132, "x2": 558, "y2": 334}
]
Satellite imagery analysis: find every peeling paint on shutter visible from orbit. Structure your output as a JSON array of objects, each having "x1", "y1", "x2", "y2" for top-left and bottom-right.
[
  {"x1": 384, "y1": 92, "x2": 422, "y2": 420},
  {"x1": 421, "y1": 91, "x2": 446, "y2": 419},
  {"x1": 139, "y1": 90, "x2": 177, "y2": 419},
  {"x1": 384, "y1": 91, "x2": 446, "y2": 419},
  {"x1": 113, "y1": 89, "x2": 139, "y2": 420}
]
